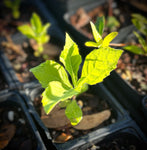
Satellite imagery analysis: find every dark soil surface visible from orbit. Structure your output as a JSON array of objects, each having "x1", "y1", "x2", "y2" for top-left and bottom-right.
[
  {"x1": 32, "y1": 89, "x2": 117, "y2": 143},
  {"x1": 86, "y1": 132, "x2": 147, "y2": 150},
  {"x1": 0, "y1": 105, "x2": 37, "y2": 150},
  {"x1": 116, "y1": 52, "x2": 147, "y2": 95}
]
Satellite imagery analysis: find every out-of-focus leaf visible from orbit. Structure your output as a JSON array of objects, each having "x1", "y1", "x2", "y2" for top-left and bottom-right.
[{"x1": 123, "y1": 45, "x2": 145, "y2": 55}]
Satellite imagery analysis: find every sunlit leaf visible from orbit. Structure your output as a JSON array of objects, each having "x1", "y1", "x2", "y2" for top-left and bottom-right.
[
  {"x1": 17, "y1": 24, "x2": 35, "y2": 38},
  {"x1": 31, "y1": 13, "x2": 42, "y2": 34},
  {"x1": 30, "y1": 60, "x2": 73, "y2": 88},
  {"x1": 85, "y1": 40, "x2": 102, "y2": 47},
  {"x1": 102, "y1": 32, "x2": 118, "y2": 47},
  {"x1": 80, "y1": 47, "x2": 123, "y2": 85},
  {"x1": 90, "y1": 21, "x2": 102, "y2": 43},
  {"x1": 60, "y1": 33, "x2": 82, "y2": 86},
  {"x1": 42, "y1": 81, "x2": 79, "y2": 114}
]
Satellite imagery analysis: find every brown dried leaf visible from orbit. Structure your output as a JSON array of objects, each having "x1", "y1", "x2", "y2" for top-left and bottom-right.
[{"x1": 74, "y1": 109, "x2": 111, "y2": 130}]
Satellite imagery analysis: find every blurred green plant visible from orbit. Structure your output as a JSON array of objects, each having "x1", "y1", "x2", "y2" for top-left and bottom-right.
[
  {"x1": 30, "y1": 16, "x2": 123, "y2": 126},
  {"x1": 4, "y1": 0, "x2": 21, "y2": 19},
  {"x1": 17, "y1": 13, "x2": 50, "y2": 57},
  {"x1": 106, "y1": 16, "x2": 120, "y2": 32},
  {"x1": 123, "y1": 14, "x2": 147, "y2": 56}
]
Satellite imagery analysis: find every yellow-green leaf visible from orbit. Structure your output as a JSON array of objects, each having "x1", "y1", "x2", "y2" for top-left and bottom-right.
[
  {"x1": 102, "y1": 32, "x2": 118, "y2": 47},
  {"x1": 17, "y1": 24, "x2": 35, "y2": 39},
  {"x1": 65, "y1": 100, "x2": 82, "y2": 126},
  {"x1": 60, "y1": 33, "x2": 82, "y2": 86},
  {"x1": 42, "y1": 81, "x2": 79, "y2": 114},
  {"x1": 85, "y1": 40, "x2": 102, "y2": 47},
  {"x1": 80, "y1": 47, "x2": 123, "y2": 85},
  {"x1": 31, "y1": 13, "x2": 42, "y2": 34},
  {"x1": 30, "y1": 60, "x2": 73, "y2": 88},
  {"x1": 90, "y1": 21, "x2": 102, "y2": 43}
]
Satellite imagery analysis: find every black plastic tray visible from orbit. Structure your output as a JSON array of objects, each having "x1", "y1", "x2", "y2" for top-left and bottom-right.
[
  {"x1": 0, "y1": 91, "x2": 47, "y2": 150},
  {"x1": 77, "y1": 123, "x2": 147, "y2": 150},
  {"x1": 0, "y1": 51, "x2": 17, "y2": 91},
  {"x1": 23, "y1": 82, "x2": 133, "y2": 149}
]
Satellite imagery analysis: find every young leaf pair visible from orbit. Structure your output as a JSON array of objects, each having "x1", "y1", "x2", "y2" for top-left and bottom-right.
[
  {"x1": 30, "y1": 16, "x2": 123, "y2": 126},
  {"x1": 17, "y1": 13, "x2": 50, "y2": 56},
  {"x1": 85, "y1": 16, "x2": 118, "y2": 48}
]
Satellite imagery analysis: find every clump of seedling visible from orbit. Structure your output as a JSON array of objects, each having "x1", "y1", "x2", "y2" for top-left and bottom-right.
[
  {"x1": 123, "y1": 14, "x2": 147, "y2": 56},
  {"x1": 17, "y1": 12, "x2": 50, "y2": 57},
  {"x1": 30, "y1": 16, "x2": 123, "y2": 126},
  {"x1": 4, "y1": 0, "x2": 21, "y2": 19}
]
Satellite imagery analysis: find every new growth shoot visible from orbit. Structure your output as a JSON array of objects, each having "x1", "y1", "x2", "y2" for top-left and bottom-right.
[
  {"x1": 30, "y1": 16, "x2": 123, "y2": 126},
  {"x1": 17, "y1": 13, "x2": 50, "y2": 56}
]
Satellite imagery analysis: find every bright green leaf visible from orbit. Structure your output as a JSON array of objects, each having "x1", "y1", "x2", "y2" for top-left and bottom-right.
[
  {"x1": 90, "y1": 21, "x2": 102, "y2": 43},
  {"x1": 30, "y1": 60, "x2": 73, "y2": 88},
  {"x1": 60, "y1": 33, "x2": 82, "y2": 86},
  {"x1": 41, "y1": 23, "x2": 50, "y2": 35},
  {"x1": 31, "y1": 13, "x2": 42, "y2": 34},
  {"x1": 106, "y1": 16, "x2": 120, "y2": 31},
  {"x1": 17, "y1": 24, "x2": 35, "y2": 38},
  {"x1": 42, "y1": 81, "x2": 79, "y2": 114},
  {"x1": 132, "y1": 14, "x2": 147, "y2": 24},
  {"x1": 40, "y1": 35, "x2": 50, "y2": 44},
  {"x1": 80, "y1": 47, "x2": 123, "y2": 85},
  {"x1": 85, "y1": 40, "x2": 103, "y2": 47},
  {"x1": 102, "y1": 32, "x2": 118, "y2": 47},
  {"x1": 95, "y1": 16, "x2": 105, "y2": 36},
  {"x1": 123, "y1": 45, "x2": 145, "y2": 55},
  {"x1": 65, "y1": 100, "x2": 82, "y2": 126}
]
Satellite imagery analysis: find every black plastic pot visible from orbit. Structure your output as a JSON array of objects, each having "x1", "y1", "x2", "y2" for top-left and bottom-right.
[
  {"x1": 103, "y1": 26, "x2": 147, "y2": 135},
  {"x1": 142, "y1": 96, "x2": 147, "y2": 119},
  {"x1": 78, "y1": 124, "x2": 147, "y2": 150},
  {"x1": 17, "y1": 90, "x2": 57, "y2": 150},
  {"x1": 0, "y1": 91, "x2": 48, "y2": 149},
  {"x1": 0, "y1": 51, "x2": 17, "y2": 92},
  {"x1": 23, "y1": 82, "x2": 141, "y2": 149},
  {"x1": 0, "y1": 0, "x2": 65, "y2": 90}
]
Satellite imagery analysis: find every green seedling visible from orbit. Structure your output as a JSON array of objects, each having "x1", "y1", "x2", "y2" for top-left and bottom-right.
[
  {"x1": 4, "y1": 0, "x2": 21, "y2": 19},
  {"x1": 106, "y1": 16, "x2": 120, "y2": 32},
  {"x1": 85, "y1": 16, "x2": 119, "y2": 48},
  {"x1": 17, "y1": 13, "x2": 50, "y2": 56},
  {"x1": 30, "y1": 17, "x2": 123, "y2": 126},
  {"x1": 123, "y1": 14, "x2": 147, "y2": 56}
]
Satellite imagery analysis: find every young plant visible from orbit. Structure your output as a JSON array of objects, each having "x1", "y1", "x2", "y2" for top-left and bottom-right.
[
  {"x1": 17, "y1": 13, "x2": 50, "y2": 56},
  {"x1": 4, "y1": 0, "x2": 21, "y2": 19},
  {"x1": 30, "y1": 17, "x2": 123, "y2": 126},
  {"x1": 123, "y1": 14, "x2": 147, "y2": 56},
  {"x1": 85, "y1": 16, "x2": 119, "y2": 48}
]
